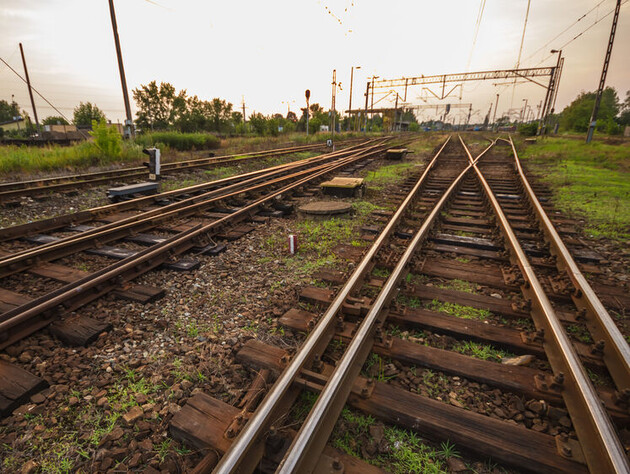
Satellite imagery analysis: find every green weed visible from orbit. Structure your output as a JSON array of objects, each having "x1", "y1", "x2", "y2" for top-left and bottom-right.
[
  {"x1": 428, "y1": 300, "x2": 491, "y2": 320},
  {"x1": 521, "y1": 138, "x2": 630, "y2": 241},
  {"x1": 452, "y1": 340, "x2": 512, "y2": 362}
]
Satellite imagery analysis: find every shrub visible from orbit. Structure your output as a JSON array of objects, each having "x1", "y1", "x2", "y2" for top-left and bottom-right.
[
  {"x1": 517, "y1": 121, "x2": 538, "y2": 136},
  {"x1": 135, "y1": 132, "x2": 220, "y2": 151},
  {"x1": 90, "y1": 119, "x2": 122, "y2": 157}
]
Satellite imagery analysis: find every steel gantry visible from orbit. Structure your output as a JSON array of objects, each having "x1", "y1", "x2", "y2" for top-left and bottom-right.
[{"x1": 369, "y1": 66, "x2": 561, "y2": 134}]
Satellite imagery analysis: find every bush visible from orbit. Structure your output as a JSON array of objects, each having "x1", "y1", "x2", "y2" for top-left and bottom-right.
[
  {"x1": 90, "y1": 119, "x2": 122, "y2": 157},
  {"x1": 518, "y1": 121, "x2": 538, "y2": 136},
  {"x1": 135, "y1": 132, "x2": 220, "y2": 151}
]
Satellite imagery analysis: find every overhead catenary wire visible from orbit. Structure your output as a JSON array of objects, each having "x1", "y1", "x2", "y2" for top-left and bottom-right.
[
  {"x1": 465, "y1": 0, "x2": 487, "y2": 72},
  {"x1": 511, "y1": 0, "x2": 532, "y2": 108},
  {"x1": 533, "y1": 0, "x2": 629, "y2": 67},
  {"x1": 523, "y1": 0, "x2": 608, "y2": 65}
]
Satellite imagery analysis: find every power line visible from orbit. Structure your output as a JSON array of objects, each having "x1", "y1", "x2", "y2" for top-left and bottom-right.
[
  {"x1": 523, "y1": 0, "x2": 607, "y2": 64},
  {"x1": 0, "y1": 54, "x2": 92, "y2": 140},
  {"x1": 466, "y1": 0, "x2": 487, "y2": 72},
  {"x1": 511, "y1": 0, "x2": 532, "y2": 108},
  {"x1": 532, "y1": 0, "x2": 629, "y2": 67}
]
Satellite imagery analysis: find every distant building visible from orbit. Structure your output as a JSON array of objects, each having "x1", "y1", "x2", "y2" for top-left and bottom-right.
[
  {"x1": 0, "y1": 117, "x2": 25, "y2": 132},
  {"x1": 43, "y1": 124, "x2": 77, "y2": 133},
  {"x1": 42, "y1": 123, "x2": 85, "y2": 141},
  {"x1": 624, "y1": 125, "x2": 630, "y2": 138}
]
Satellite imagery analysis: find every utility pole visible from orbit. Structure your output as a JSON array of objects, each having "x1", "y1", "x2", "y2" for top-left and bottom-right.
[
  {"x1": 19, "y1": 43, "x2": 40, "y2": 135},
  {"x1": 108, "y1": 0, "x2": 133, "y2": 139},
  {"x1": 363, "y1": 82, "x2": 370, "y2": 133},
  {"x1": 347, "y1": 65, "x2": 360, "y2": 131},
  {"x1": 305, "y1": 89, "x2": 310, "y2": 136},
  {"x1": 393, "y1": 92, "x2": 399, "y2": 132},
  {"x1": 241, "y1": 96, "x2": 246, "y2": 123},
  {"x1": 521, "y1": 98, "x2": 528, "y2": 123},
  {"x1": 331, "y1": 69, "x2": 336, "y2": 146},
  {"x1": 370, "y1": 75, "x2": 378, "y2": 131},
  {"x1": 587, "y1": 0, "x2": 621, "y2": 143},
  {"x1": 492, "y1": 94, "x2": 499, "y2": 131},
  {"x1": 538, "y1": 50, "x2": 562, "y2": 136}
]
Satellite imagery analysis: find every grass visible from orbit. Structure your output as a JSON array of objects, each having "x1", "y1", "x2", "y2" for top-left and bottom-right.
[
  {"x1": 451, "y1": 340, "x2": 513, "y2": 362},
  {"x1": 0, "y1": 131, "x2": 368, "y2": 176},
  {"x1": 135, "y1": 131, "x2": 220, "y2": 151},
  {"x1": 0, "y1": 141, "x2": 142, "y2": 174},
  {"x1": 0, "y1": 369, "x2": 167, "y2": 473},
  {"x1": 362, "y1": 354, "x2": 398, "y2": 382},
  {"x1": 364, "y1": 162, "x2": 415, "y2": 187},
  {"x1": 566, "y1": 324, "x2": 594, "y2": 344},
  {"x1": 520, "y1": 137, "x2": 630, "y2": 241},
  {"x1": 436, "y1": 279, "x2": 476, "y2": 293},
  {"x1": 289, "y1": 392, "x2": 453, "y2": 474},
  {"x1": 428, "y1": 300, "x2": 492, "y2": 320}
]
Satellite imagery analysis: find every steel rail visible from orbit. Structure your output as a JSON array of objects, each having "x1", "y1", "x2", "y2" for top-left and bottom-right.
[
  {"x1": 506, "y1": 136, "x2": 630, "y2": 394},
  {"x1": 0, "y1": 141, "x2": 374, "y2": 243},
  {"x1": 0, "y1": 142, "x2": 390, "y2": 280},
  {"x1": 276, "y1": 140, "x2": 497, "y2": 474},
  {"x1": 0, "y1": 142, "x2": 328, "y2": 201},
  {"x1": 461, "y1": 136, "x2": 629, "y2": 474},
  {"x1": 210, "y1": 136, "x2": 465, "y2": 474},
  {"x1": 0, "y1": 142, "x2": 387, "y2": 348},
  {"x1": 0, "y1": 141, "x2": 377, "y2": 266}
]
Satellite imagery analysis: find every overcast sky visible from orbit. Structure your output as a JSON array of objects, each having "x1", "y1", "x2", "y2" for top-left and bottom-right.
[{"x1": 1, "y1": 0, "x2": 628, "y2": 124}]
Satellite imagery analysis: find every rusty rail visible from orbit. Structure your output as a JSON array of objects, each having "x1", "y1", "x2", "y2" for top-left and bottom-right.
[
  {"x1": 0, "y1": 142, "x2": 329, "y2": 203},
  {"x1": 0, "y1": 141, "x2": 390, "y2": 349},
  {"x1": 506, "y1": 136, "x2": 630, "y2": 394},
  {"x1": 209, "y1": 137, "x2": 495, "y2": 473},
  {"x1": 273, "y1": 139, "x2": 497, "y2": 474},
  {"x1": 0, "y1": 142, "x2": 385, "y2": 278},
  {"x1": 0, "y1": 141, "x2": 372, "y2": 243},
  {"x1": 461, "y1": 135, "x2": 629, "y2": 474}
]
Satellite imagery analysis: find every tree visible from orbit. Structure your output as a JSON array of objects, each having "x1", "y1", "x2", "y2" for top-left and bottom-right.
[
  {"x1": 42, "y1": 116, "x2": 69, "y2": 126},
  {"x1": 205, "y1": 98, "x2": 233, "y2": 133},
  {"x1": 231, "y1": 111, "x2": 243, "y2": 124},
  {"x1": 0, "y1": 99, "x2": 20, "y2": 122},
  {"x1": 559, "y1": 87, "x2": 620, "y2": 133},
  {"x1": 618, "y1": 90, "x2": 630, "y2": 126},
  {"x1": 133, "y1": 81, "x2": 187, "y2": 131},
  {"x1": 73, "y1": 102, "x2": 106, "y2": 127},
  {"x1": 248, "y1": 113, "x2": 269, "y2": 135}
]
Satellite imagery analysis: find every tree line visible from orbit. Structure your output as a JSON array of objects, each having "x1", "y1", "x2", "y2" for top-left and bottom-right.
[{"x1": 2, "y1": 82, "x2": 628, "y2": 139}]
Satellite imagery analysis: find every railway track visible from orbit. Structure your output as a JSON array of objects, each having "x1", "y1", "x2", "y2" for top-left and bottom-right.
[
  {"x1": 0, "y1": 141, "x2": 338, "y2": 205},
  {"x1": 0, "y1": 138, "x2": 398, "y2": 404},
  {"x1": 0, "y1": 141, "x2": 368, "y2": 243},
  {"x1": 169, "y1": 135, "x2": 629, "y2": 473}
]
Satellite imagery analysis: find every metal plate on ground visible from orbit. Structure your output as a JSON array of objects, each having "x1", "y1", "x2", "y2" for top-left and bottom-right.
[
  {"x1": 385, "y1": 148, "x2": 408, "y2": 160},
  {"x1": 320, "y1": 177, "x2": 364, "y2": 189},
  {"x1": 298, "y1": 201, "x2": 353, "y2": 215}
]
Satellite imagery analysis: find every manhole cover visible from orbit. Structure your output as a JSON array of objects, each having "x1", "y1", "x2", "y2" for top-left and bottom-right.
[{"x1": 299, "y1": 201, "x2": 353, "y2": 215}]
